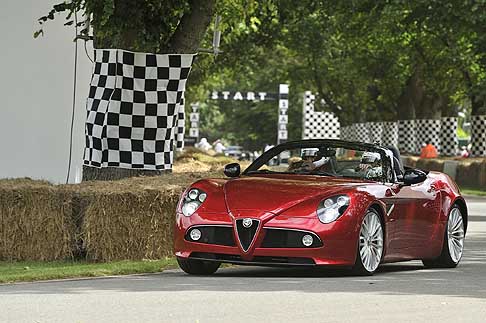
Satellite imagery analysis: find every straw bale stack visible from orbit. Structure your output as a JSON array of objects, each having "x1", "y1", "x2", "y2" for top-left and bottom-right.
[{"x1": 0, "y1": 179, "x2": 75, "y2": 260}]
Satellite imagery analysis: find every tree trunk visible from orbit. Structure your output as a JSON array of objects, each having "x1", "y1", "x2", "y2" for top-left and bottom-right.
[
  {"x1": 441, "y1": 97, "x2": 455, "y2": 117},
  {"x1": 471, "y1": 96, "x2": 486, "y2": 116},
  {"x1": 308, "y1": 56, "x2": 342, "y2": 115},
  {"x1": 83, "y1": 1, "x2": 215, "y2": 182},
  {"x1": 416, "y1": 94, "x2": 443, "y2": 119},
  {"x1": 463, "y1": 70, "x2": 486, "y2": 116},
  {"x1": 367, "y1": 84, "x2": 389, "y2": 122},
  {"x1": 396, "y1": 67, "x2": 424, "y2": 120},
  {"x1": 168, "y1": 0, "x2": 216, "y2": 53}
]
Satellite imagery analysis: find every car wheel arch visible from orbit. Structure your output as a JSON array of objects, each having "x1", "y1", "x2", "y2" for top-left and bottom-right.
[
  {"x1": 451, "y1": 197, "x2": 468, "y2": 233},
  {"x1": 369, "y1": 203, "x2": 387, "y2": 257},
  {"x1": 369, "y1": 203, "x2": 386, "y2": 232}
]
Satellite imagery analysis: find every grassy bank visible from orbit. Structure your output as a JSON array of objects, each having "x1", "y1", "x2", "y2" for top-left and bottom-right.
[
  {"x1": 0, "y1": 258, "x2": 176, "y2": 284},
  {"x1": 460, "y1": 187, "x2": 486, "y2": 197}
]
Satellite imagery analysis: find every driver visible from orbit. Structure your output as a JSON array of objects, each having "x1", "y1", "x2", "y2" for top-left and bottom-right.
[
  {"x1": 357, "y1": 151, "x2": 382, "y2": 179},
  {"x1": 288, "y1": 148, "x2": 330, "y2": 172}
]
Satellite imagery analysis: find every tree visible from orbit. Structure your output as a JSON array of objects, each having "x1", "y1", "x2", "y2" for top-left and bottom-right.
[
  {"x1": 39, "y1": 1, "x2": 486, "y2": 162},
  {"x1": 37, "y1": 0, "x2": 216, "y2": 180}
]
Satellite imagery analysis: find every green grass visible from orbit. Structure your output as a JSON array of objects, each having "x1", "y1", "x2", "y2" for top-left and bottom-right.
[
  {"x1": 460, "y1": 187, "x2": 486, "y2": 197},
  {"x1": 0, "y1": 258, "x2": 177, "y2": 284}
]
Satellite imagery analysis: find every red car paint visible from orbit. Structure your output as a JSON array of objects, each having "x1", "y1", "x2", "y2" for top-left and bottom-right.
[{"x1": 174, "y1": 171, "x2": 467, "y2": 267}]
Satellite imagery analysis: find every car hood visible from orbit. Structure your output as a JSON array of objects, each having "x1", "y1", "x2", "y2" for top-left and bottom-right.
[{"x1": 221, "y1": 174, "x2": 366, "y2": 218}]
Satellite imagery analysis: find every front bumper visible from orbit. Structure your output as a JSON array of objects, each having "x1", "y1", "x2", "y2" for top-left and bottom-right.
[{"x1": 174, "y1": 211, "x2": 361, "y2": 267}]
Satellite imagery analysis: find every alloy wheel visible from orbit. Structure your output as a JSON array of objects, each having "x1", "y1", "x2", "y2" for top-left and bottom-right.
[
  {"x1": 447, "y1": 208, "x2": 465, "y2": 263},
  {"x1": 359, "y1": 211, "x2": 384, "y2": 273}
]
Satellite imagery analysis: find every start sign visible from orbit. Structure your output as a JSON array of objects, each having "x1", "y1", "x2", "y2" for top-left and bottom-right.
[
  {"x1": 210, "y1": 91, "x2": 278, "y2": 101},
  {"x1": 202, "y1": 84, "x2": 289, "y2": 145}
]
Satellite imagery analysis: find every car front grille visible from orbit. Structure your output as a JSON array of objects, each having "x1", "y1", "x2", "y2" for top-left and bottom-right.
[
  {"x1": 261, "y1": 228, "x2": 323, "y2": 248},
  {"x1": 235, "y1": 219, "x2": 260, "y2": 251},
  {"x1": 185, "y1": 225, "x2": 235, "y2": 246},
  {"x1": 185, "y1": 224, "x2": 323, "y2": 249},
  {"x1": 189, "y1": 252, "x2": 315, "y2": 266}
]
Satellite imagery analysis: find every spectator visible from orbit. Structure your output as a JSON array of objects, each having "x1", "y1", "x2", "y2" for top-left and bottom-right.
[
  {"x1": 213, "y1": 139, "x2": 226, "y2": 154},
  {"x1": 196, "y1": 138, "x2": 212, "y2": 151},
  {"x1": 420, "y1": 139, "x2": 438, "y2": 158}
]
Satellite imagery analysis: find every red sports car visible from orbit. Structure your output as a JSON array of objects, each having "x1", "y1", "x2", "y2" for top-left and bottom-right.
[{"x1": 174, "y1": 140, "x2": 467, "y2": 275}]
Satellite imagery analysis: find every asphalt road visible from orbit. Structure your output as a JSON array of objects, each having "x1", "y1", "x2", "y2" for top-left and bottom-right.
[{"x1": 1, "y1": 197, "x2": 485, "y2": 323}]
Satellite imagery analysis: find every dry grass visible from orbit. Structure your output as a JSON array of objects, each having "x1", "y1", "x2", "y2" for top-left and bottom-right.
[
  {"x1": 0, "y1": 179, "x2": 75, "y2": 261},
  {"x1": 76, "y1": 183, "x2": 182, "y2": 261},
  {"x1": 456, "y1": 160, "x2": 486, "y2": 188},
  {"x1": 0, "y1": 149, "x2": 239, "y2": 261},
  {"x1": 67, "y1": 150, "x2": 235, "y2": 261},
  {"x1": 174, "y1": 147, "x2": 239, "y2": 173}
]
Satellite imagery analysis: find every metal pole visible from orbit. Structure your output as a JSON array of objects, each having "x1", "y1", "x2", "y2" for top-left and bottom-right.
[{"x1": 277, "y1": 84, "x2": 289, "y2": 145}]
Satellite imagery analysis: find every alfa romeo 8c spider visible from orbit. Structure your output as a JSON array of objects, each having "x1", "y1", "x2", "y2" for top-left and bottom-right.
[{"x1": 174, "y1": 140, "x2": 467, "y2": 275}]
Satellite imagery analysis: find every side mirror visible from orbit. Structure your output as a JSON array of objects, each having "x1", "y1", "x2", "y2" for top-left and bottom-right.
[
  {"x1": 224, "y1": 163, "x2": 241, "y2": 178},
  {"x1": 403, "y1": 168, "x2": 427, "y2": 186}
]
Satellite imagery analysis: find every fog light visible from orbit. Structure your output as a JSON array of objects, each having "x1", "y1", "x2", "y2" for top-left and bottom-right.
[
  {"x1": 302, "y1": 234, "x2": 313, "y2": 247},
  {"x1": 190, "y1": 228, "x2": 201, "y2": 241}
]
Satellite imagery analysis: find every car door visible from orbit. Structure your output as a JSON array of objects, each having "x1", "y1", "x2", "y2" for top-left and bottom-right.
[
  {"x1": 382, "y1": 183, "x2": 419, "y2": 253},
  {"x1": 383, "y1": 176, "x2": 441, "y2": 256},
  {"x1": 411, "y1": 176, "x2": 442, "y2": 249}
]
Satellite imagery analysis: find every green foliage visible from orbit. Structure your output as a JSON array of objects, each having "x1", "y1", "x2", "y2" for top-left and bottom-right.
[
  {"x1": 36, "y1": 0, "x2": 191, "y2": 52},
  {"x1": 37, "y1": 0, "x2": 486, "y2": 148},
  {"x1": 186, "y1": 0, "x2": 486, "y2": 146}
]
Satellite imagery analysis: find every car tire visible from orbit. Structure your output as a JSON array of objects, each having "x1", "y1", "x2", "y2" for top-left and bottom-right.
[
  {"x1": 422, "y1": 206, "x2": 465, "y2": 268},
  {"x1": 352, "y1": 208, "x2": 384, "y2": 276},
  {"x1": 177, "y1": 257, "x2": 221, "y2": 275}
]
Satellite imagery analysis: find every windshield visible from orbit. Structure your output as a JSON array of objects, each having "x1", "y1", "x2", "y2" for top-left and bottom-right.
[{"x1": 244, "y1": 141, "x2": 392, "y2": 182}]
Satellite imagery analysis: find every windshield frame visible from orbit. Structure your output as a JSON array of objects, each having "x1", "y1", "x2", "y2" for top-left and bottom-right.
[{"x1": 243, "y1": 139, "x2": 394, "y2": 183}]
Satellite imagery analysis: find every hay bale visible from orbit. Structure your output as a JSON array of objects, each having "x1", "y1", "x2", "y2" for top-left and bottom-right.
[
  {"x1": 415, "y1": 159, "x2": 445, "y2": 172},
  {"x1": 175, "y1": 148, "x2": 239, "y2": 172},
  {"x1": 74, "y1": 178, "x2": 186, "y2": 261},
  {"x1": 456, "y1": 160, "x2": 486, "y2": 189},
  {"x1": 0, "y1": 164, "x2": 230, "y2": 262},
  {"x1": 73, "y1": 172, "x2": 230, "y2": 261},
  {"x1": 401, "y1": 156, "x2": 418, "y2": 168},
  {"x1": 0, "y1": 179, "x2": 75, "y2": 261}
]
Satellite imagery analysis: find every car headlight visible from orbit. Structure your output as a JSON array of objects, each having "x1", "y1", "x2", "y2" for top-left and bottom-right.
[
  {"x1": 317, "y1": 195, "x2": 350, "y2": 224},
  {"x1": 180, "y1": 188, "x2": 207, "y2": 217}
]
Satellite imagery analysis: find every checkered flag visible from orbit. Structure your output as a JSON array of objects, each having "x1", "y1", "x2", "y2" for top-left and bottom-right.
[
  {"x1": 84, "y1": 49, "x2": 195, "y2": 170},
  {"x1": 302, "y1": 91, "x2": 340, "y2": 139},
  {"x1": 354, "y1": 123, "x2": 369, "y2": 143},
  {"x1": 415, "y1": 119, "x2": 441, "y2": 152},
  {"x1": 381, "y1": 122, "x2": 398, "y2": 147},
  {"x1": 175, "y1": 95, "x2": 185, "y2": 151},
  {"x1": 471, "y1": 115, "x2": 486, "y2": 157},
  {"x1": 441, "y1": 117, "x2": 459, "y2": 156},
  {"x1": 398, "y1": 119, "x2": 417, "y2": 154}
]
